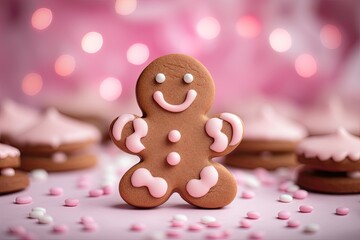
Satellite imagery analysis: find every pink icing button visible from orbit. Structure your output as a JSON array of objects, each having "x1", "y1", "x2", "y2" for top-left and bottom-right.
[
  {"x1": 239, "y1": 219, "x2": 251, "y2": 228},
  {"x1": 248, "y1": 231, "x2": 265, "y2": 240},
  {"x1": 287, "y1": 220, "x2": 301, "y2": 228},
  {"x1": 188, "y1": 223, "x2": 204, "y2": 231},
  {"x1": 15, "y1": 196, "x2": 33, "y2": 204},
  {"x1": 64, "y1": 198, "x2": 79, "y2": 207},
  {"x1": 336, "y1": 207, "x2": 350, "y2": 216},
  {"x1": 247, "y1": 211, "x2": 261, "y2": 220},
  {"x1": 83, "y1": 222, "x2": 98, "y2": 232},
  {"x1": 80, "y1": 216, "x2": 94, "y2": 224},
  {"x1": 241, "y1": 190, "x2": 255, "y2": 199},
  {"x1": 277, "y1": 211, "x2": 291, "y2": 220},
  {"x1": 166, "y1": 229, "x2": 182, "y2": 238},
  {"x1": 130, "y1": 223, "x2": 146, "y2": 231},
  {"x1": 89, "y1": 189, "x2": 104, "y2": 197},
  {"x1": 168, "y1": 130, "x2": 181, "y2": 143},
  {"x1": 167, "y1": 152, "x2": 181, "y2": 166},
  {"x1": 171, "y1": 220, "x2": 185, "y2": 228},
  {"x1": 49, "y1": 187, "x2": 63, "y2": 196},
  {"x1": 52, "y1": 224, "x2": 69, "y2": 234},
  {"x1": 8, "y1": 226, "x2": 26, "y2": 235},
  {"x1": 206, "y1": 221, "x2": 222, "y2": 228},
  {"x1": 299, "y1": 205, "x2": 313, "y2": 213},
  {"x1": 102, "y1": 185, "x2": 113, "y2": 195},
  {"x1": 293, "y1": 190, "x2": 308, "y2": 199}
]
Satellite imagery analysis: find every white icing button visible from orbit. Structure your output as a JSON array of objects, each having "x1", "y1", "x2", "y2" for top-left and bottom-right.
[
  {"x1": 183, "y1": 73, "x2": 194, "y2": 83},
  {"x1": 168, "y1": 130, "x2": 181, "y2": 143},
  {"x1": 167, "y1": 152, "x2": 181, "y2": 166},
  {"x1": 155, "y1": 73, "x2": 166, "y2": 83},
  {"x1": 1, "y1": 168, "x2": 15, "y2": 176},
  {"x1": 52, "y1": 152, "x2": 67, "y2": 163}
]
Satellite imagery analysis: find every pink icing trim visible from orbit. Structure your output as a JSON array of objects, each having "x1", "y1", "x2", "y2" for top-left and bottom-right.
[
  {"x1": 131, "y1": 168, "x2": 168, "y2": 198},
  {"x1": 126, "y1": 118, "x2": 148, "y2": 153},
  {"x1": 220, "y1": 113, "x2": 243, "y2": 146},
  {"x1": 186, "y1": 166, "x2": 218, "y2": 198},
  {"x1": 112, "y1": 114, "x2": 135, "y2": 141},
  {"x1": 0, "y1": 143, "x2": 20, "y2": 158},
  {"x1": 206, "y1": 118, "x2": 228, "y2": 152},
  {"x1": 166, "y1": 152, "x2": 181, "y2": 166},
  {"x1": 153, "y1": 89, "x2": 197, "y2": 113},
  {"x1": 168, "y1": 130, "x2": 181, "y2": 143},
  {"x1": 297, "y1": 128, "x2": 360, "y2": 161}
]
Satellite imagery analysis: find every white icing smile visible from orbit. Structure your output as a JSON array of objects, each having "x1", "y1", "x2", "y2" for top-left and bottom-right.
[{"x1": 153, "y1": 89, "x2": 197, "y2": 113}]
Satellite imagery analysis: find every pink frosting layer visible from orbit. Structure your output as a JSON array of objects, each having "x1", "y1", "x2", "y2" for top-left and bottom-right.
[
  {"x1": 0, "y1": 100, "x2": 40, "y2": 138},
  {"x1": 0, "y1": 143, "x2": 20, "y2": 158},
  {"x1": 243, "y1": 106, "x2": 307, "y2": 141},
  {"x1": 15, "y1": 109, "x2": 101, "y2": 147},
  {"x1": 297, "y1": 128, "x2": 360, "y2": 161}
]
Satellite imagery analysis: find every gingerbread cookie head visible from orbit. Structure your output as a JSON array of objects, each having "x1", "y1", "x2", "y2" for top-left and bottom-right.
[
  {"x1": 110, "y1": 54, "x2": 243, "y2": 208},
  {"x1": 136, "y1": 54, "x2": 215, "y2": 116}
]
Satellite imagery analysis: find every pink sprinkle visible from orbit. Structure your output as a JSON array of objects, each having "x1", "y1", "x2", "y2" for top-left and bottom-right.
[
  {"x1": 206, "y1": 232, "x2": 224, "y2": 240},
  {"x1": 89, "y1": 189, "x2": 104, "y2": 197},
  {"x1": 80, "y1": 216, "x2": 95, "y2": 224},
  {"x1": 171, "y1": 220, "x2": 185, "y2": 228},
  {"x1": 49, "y1": 187, "x2": 63, "y2": 196},
  {"x1": 278, "y1": 181, "x2": 292, "y2": 192},
  {"x1": 336, "y1": 207, "x2": 350, "y2": 216},
  {"x1": 247, "y1": 211, "x2": 261, "y2": 220},
  {"x1": 287, "y1": 219, "x2": 301, "y2": 228},
  {"x1": 207, "y1": 221, "x2": 222, "y2": 228},
  {"x1": 166, "y1": 229, "x2": 182, "y2": 238},
  {"x1": 223, "y1": 229, "x2": 232, "y2": 238},
  {"x1": 293, "y1": 190, "x2": 308, "y2": 199},
  {"x1": 102, "y1": 185, "x2": 113, "y2": 195},
  {"x1": 52, "y1": 224, "x2": 69, "y2": 234},
  {"x1": 64, "y1": 198, "x2": 79, "y2": 207},
  {"x1": 240, "y1": 219, "x2": 251, "y2": 228},
  {"x1": 241, "y1": 190, "x2": 255, "y2": 199},
  {"x1": 277, "y1": 211, "x2": 291, "y2": 220},
  {"x1": 77, "y1": 179, "x2": 90, "y2": 189},
  {"x1": 8, "y1": 226, "x2": 26, "y2": 235},
  {"x1": 21, "y1": 232, "x2": 38, "y2": 240},
  {"x1": 248, "y1": 231, "x2": 265, "y2": 240},
  {"x1": 188, "y1": 223, "x2": 204, "y2": 231},
  {"x1": 83, "y1": 222, "x2": 98, "y2": 231},
  {"x1": 130, "y1": 223, "x2": 146, "y2": 231},
  {"x1": 15, "y1": 196, "x2": 33, "y2": 204},
  {"x1": 299, "y1": 205, "x2": 313, "y2": 213}
]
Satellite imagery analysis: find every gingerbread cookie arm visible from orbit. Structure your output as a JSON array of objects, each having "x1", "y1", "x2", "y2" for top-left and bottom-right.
[
  {"x1": 206, "y1": 113, "x2": 244, "y2": 157},
  {"x1": 110, "y1": 114, "x2": 148, "y2": 155}
]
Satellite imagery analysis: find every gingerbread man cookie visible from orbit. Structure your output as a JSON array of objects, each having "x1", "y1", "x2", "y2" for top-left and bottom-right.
[{"x1": 110, "y1": 54, "x2": 243, "y2": 208}]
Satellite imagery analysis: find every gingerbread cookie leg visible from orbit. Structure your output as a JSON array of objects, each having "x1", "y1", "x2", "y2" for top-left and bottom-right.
[
  {"x1": 181, "y1": 163, "x2": 237, "y2": 209},
  {"x1": 119, "y1": 164, "x2": 172, "y2": 208}
]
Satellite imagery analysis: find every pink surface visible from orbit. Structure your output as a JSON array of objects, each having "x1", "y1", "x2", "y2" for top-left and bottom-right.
[{"x1": 0, "y1": 146, "x2": 359, "y2": 240}]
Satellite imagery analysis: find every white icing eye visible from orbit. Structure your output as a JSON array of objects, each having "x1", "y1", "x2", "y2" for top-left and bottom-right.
[
  {"x1": 155, "y1": 73, "x2": 166, "y2": 83},
  {"x1": 183, "y1": 73, "x2": 194, "y2": 84}
]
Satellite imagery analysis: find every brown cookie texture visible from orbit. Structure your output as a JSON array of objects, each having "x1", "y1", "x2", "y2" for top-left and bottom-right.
[
  {"x1": 297, "y1": 155, "x2": 360, "y2": 172},
  {"x1": 225, "y1": 152, "x2": 297, "y2": 170},
  {"x1": 235, "y1": 140, "x2": 299, "y2": 153},
  {"x1": 0, "y1": 170, "x2": 29, "y2": 194},
  {"x1": 20, "y1": 154, "x2": 97, "y2": 172},
  {"x1": 296, "y1": 167, "x2": 360, "y2": 194},
  {"x1": 110, "y1": 54, "x2": 242, "y2": 208},
  {"x1": 0, "y1": 156, "x2": 20, "y2": 169}
]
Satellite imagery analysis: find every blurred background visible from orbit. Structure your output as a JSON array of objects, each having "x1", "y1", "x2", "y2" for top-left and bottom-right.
[{"x1": 0, "y1": 0, "x2": 359, "y2": 135}]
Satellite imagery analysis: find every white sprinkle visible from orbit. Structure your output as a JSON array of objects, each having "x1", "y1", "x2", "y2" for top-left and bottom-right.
[
  {"x1": 32, "y1": 207, "x2": 46, "y2": 214},
  {"x1": 172, "y1": 214, "x2": 188, "y2": 222},
  {"x1": 244, "y1": 176, "x2": 260, "y2": 188},
  {"x1": 304, "y1": 223, "x2": 320, "y2": 233},
  {"x1": 29, "y1": 210, "x2": 45, "y2": 219},
  {"x1": 201, "y1": 215, "x2": 216, "y2": 224},
  {"x1": 286, "y1": 184, "x2": 300, "y2": 193},
  {"x1": 30, "y1": 169, "x2": 48, "y2": 181},
  {"x1": 279, "y1": 194, "x2": 293, "y2": 203},
  {"x1": 146, "y1": 231, "x2": 165, "y2": 240},
  {"x1": 38, "y1": 215, "x2": 53, "y2": 224}
]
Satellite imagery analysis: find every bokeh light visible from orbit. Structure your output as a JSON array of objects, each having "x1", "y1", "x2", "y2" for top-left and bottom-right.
[
  {"x1": 126, "y1": 43, "x2": 149, "y2": 65},
  {"x1": 99, "y1": 77, "x2": 122, "y2": 101},
  {"x1": 196, "y1": 17, "x2": 221, "y2": 40},
  {"x1": 81, "y1": 32, "x2": 103, "y2": 54},
  {"x1": 320, "y1": 24, "x2": 342, "y2": 49},
  {"x1": 31, "y1": 8, "x2": 53, "y2": 30},
  {"x1": 54, "y1": 55, "x2": 76, "y2": 77},
  {"x1": 269, "y1": 28, "x2": 292, "y2": 52},
  {"x1": 22, "y1": 73, "x2": 43, "y2": 96},
  {"x1": 295, "y1": 54, "x2": 317, "y2": 78},
  {"x1": 236, "y1": 15, "x2": 261, "y2": 38},
  {"x1": 115, "y1": 0, "x2": 137, "y2": 16}
]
